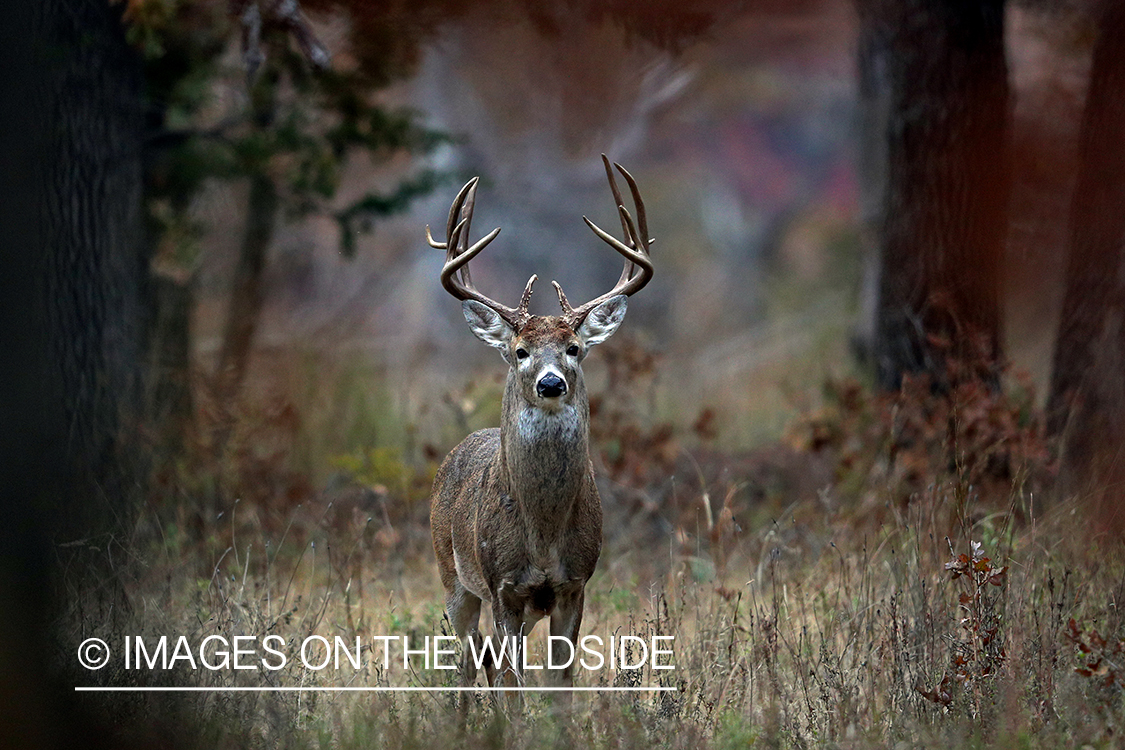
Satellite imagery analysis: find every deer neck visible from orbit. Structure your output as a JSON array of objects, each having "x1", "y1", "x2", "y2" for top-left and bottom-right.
[{"x1": 498, "y1": 375, "x2": 591, "y2": 537}]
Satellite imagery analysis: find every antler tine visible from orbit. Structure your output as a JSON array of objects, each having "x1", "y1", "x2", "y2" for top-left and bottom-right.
[
  {"x1": 603, "y1": 154, "x2": 631, "y2": 242},
  {"x1": 440, "y1": 221, "x2": 502, "y2": 302},
  {"x1": 446, "y1": 178, "x2": 474, "y2": 249},
  {"x1": 428, "y1": 177, "x2": 478, "y2": 251},
  {"x1": 425, "y1": 224, "x2": 446, "y2": 249},
  {"x1": 616, "y1": 161, "x2": 650, "y2": 257},
  {"x1": 552, "y1": 279, "x2": 572, "y2": 312},
  {"x1": 431, "y1": 177, "x2": 531, "y2": 328},
  {"x1": 581, "y1": 209, "x2": 650, "y2": 269},
  {"x1": 556, "y1": 155, "x2": 654, "y2": 326},
  {"x1": 517, "y1": 274, "x2": 537, "y2": 319},
  {"x1": 603, "y1": 155, "x2": 638, "y2": 288},
  {"x1": 593, "y1": 154, "x2": 639, "y2": 290},
  {"x1": 457, "y1": 178, "x2": 478, "y2": 289}
]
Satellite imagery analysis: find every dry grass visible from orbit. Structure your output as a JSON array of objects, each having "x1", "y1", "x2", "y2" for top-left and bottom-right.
[
  {"x1": 55, "y1": 338, "x2": 1125, "y2": 749},
  {"x1": 59, "y1": 476, "x2": 1125, "y2": 749}
]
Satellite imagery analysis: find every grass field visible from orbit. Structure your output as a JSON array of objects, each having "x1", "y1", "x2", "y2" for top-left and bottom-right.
[{"x1": 59, "y1": 339, "x2": 1125, "y2": 749}]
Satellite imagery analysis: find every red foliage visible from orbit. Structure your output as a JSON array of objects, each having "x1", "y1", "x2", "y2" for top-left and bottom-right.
[
  {"x1": 1066, "y1": 618, "x2": 1125, "y2": 689},
  {"x1": 793, "y1": 359, "x2": 1053, "y2": 508},
  {"x1": 918, "y1": 540, "x2": 1008, "y2": 712},
  {"x1": 588, "y1": 335, "x2": 678, "y2": 487}
]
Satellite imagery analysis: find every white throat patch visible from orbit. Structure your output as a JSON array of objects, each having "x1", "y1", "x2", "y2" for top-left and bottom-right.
[{"x1": 517, "y1": 405, "x2": 580, "y2": 443}]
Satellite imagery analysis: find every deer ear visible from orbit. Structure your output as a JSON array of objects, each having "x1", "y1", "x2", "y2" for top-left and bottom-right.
[
  {"x1": 463, "y1": 300, "x2": 515, "y2": 357},
  {"x1": 577, "y1": 295, "x2": 627, "y2": 347}
]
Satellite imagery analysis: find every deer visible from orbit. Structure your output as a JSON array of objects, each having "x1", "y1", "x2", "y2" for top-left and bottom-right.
[{"x1": 426, "y1": 155, "x2": 654, "y2": 702}]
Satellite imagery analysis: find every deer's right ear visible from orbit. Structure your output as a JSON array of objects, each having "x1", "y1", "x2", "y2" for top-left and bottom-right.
[{"x1": 463, "y1": 300, "x2": 516, "y2": 359}]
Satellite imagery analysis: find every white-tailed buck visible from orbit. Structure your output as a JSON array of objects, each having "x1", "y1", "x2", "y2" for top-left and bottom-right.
[{"x1": 427, "y1": 155, "x2": 653, "y2": 696}]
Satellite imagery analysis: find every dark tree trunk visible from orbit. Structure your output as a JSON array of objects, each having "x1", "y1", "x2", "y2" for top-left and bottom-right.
[
  {"x1": 0, "y1": 4, "x2": 57, "y2": 745},
  {"x1": 7, "y1": 0, "x2": 144, "y2": 574},
  {"x1": 1046, "y1": 0, "x2": 1125, "y2": 515},
  {"x1": 40, "y1": 0, "x2": 147, "y2": 547},
  {"x1": 865, "y1": 0, "x2": 1011, "y2": 390},
  {"x1": 1, "y1": 0, "x2": 144, "y2": 745},
  {"x1": 41, "y1": 0, "x2": 147, "y2": 531}
]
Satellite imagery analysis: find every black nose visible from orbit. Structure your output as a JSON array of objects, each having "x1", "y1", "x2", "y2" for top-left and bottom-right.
[{"x1": 537, "y1": 373, "x2": 567, "y2": 398}]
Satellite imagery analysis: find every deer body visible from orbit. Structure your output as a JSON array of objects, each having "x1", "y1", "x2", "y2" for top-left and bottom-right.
[{"x1": 427, "y1": 156, "x2": 653, "y2": 694}]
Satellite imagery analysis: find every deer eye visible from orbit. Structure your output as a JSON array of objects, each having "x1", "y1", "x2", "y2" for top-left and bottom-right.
[
  {"x1": 515, "y1": 348, "x2": 529, "y2": 360},
  {"x1": 566, "y1": 344, "x2": 580, "y2": 357}
]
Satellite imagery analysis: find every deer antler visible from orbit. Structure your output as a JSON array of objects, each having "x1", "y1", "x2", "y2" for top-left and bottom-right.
[
  {"x1": 427, "y1": 178, "x2": 535, "y2": 329},
  {"x1": 554, "y1": 155, "x2": 654, "y2": 328}
]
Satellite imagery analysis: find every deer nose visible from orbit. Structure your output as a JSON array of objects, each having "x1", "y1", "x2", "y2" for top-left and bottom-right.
[{"x1": 537, "y1": 373, "x2": 567, "y2": 399}]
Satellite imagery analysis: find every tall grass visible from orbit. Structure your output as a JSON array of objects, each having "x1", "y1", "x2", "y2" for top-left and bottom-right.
[
  {"x1": 57, "y1": 339, "x2": 1125, "y2": 748},
  {"x1": 60, "y1": 458, "x2": 1125, "y2": 749}
]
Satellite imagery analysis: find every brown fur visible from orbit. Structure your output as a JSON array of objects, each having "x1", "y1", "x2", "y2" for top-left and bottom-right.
[
  {"x1": 430, "y1": 313, "x2": 607, "y2": 695},
  {"x1": 428, "y1": 156, "x2": 649, "y2": 705}
]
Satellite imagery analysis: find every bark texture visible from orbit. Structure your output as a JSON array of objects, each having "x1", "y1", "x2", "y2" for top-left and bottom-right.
[
  {"x1": 1046, "y1": 0, "x2": 1125, "y2": 516},
  {"x1": 1, "y1": 0, "x2": 144, "y2": 746},
  {"x1": 863, "y1": 0, "x2": 1011, "y2": 390}
]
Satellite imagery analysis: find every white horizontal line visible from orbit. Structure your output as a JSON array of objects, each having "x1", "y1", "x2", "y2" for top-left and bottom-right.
[{"x1": 75, "y1": 686, "x2": 676, "y2": 693}]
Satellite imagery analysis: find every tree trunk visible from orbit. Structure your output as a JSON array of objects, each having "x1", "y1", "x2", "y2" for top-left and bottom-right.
[
  {"x1": 145, "y1": 273, "x2": 196, "y2": 456},
  {"x1": 851, "y1": 0, "x2": 893, "y2": 364},
  {"x1": 212, "y1": 172, "x2": 279, "y2": 454},
  {"x1": 1, "y1": 0, "x2": 144, "y2": 745},
  {"x1": 212, "y1": 67, "x2": 281, "y2": 458},
  {"x1": 866, "y1": 0, "x2": 1011, "y2": 390},
  {"x1": 1045, "y1": 0, "x2": 1125, "y2": 519},
  {"x1": 8, "y1": 0, "x2": 144, "y2": 565},
  {"x1": 41, "y1": 0, "x2": 147, "y2": 529}
]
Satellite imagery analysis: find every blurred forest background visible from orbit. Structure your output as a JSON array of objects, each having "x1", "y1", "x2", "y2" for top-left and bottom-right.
[{"x1": 4, "y1": 0, "x2": 1125, "y2": 747}]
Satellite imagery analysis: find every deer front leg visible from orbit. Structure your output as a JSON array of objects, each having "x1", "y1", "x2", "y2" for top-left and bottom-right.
[
  {"x1": 547, "y1": 586, "x2": 584, "y2": 710},
  {"x1": 446, "y1": 585, "x2": 483, "y2": 684},
  {"x1": 492, "y1": 588, "x2": 528, "y2": 715},
  {"x1": 445, "y1": 584, "x2": 484, "y2": 718}
]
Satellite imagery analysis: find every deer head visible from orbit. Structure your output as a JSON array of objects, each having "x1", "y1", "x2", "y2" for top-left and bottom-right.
[{"x1": 426, "y1": 155, "x2": 654, "y2": 408}]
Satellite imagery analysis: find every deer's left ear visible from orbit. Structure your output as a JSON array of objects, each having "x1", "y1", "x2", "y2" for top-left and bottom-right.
[{"x1": 576, "y1": 295, "x2": 627, "y2": 347}]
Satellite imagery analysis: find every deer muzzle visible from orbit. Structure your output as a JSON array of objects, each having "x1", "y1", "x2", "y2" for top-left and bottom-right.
[{"x1": 536, "y1": 372, "x2": 567, "y2": 399}]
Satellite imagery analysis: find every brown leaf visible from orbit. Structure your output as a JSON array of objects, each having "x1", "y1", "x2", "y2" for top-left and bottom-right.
[
  {"x1": 693, "y1": 408, "x2": 718, "y2": 440},
  {"x1": 916, "y1": 674, "x2": 953, "y2": 706}
]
